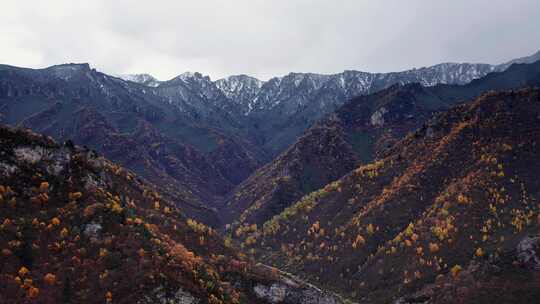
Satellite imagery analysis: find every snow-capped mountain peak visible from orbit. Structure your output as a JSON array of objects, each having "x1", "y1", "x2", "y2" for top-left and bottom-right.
[
  {"x1": 172, "y1": 71, "x2": 210, "y2": 83},
  {"x1": 115, "y1": 73, "x2": 160, "y2": 87},
  {"x1": 214, "y1": 75, "x2": 264, "y2": 113},
  {"x1": 115, "y1": 49, "x2": 539, "y2": 124}
]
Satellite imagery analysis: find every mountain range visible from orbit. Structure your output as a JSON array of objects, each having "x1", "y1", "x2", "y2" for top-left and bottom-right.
[
  {"x1": 1, "y1": 50, "x2": 538, "y2": 224},
  {"x1": 2, "y1": 49, "x2": 540, "y2": 303},
  {"x1": 121, "y1": 50, "x2": 540, "y2": 117},
  {"x1": 120, "y1": 50, "x2": 540, "y2": 153}
]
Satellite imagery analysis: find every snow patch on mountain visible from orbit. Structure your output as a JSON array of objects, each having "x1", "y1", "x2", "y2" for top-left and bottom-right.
[
  {"x1": 116, "y1": 73, "x2": 160, "y2": 87},
  {"x1": 114, "y1": 50, "x2": 540, "y2": 122},
  {"x1": 215, "y1": 75, "x2": 264, "y2": 114},
  {"x1": 209, "y1": 62, "x2": 503, "y2": 115}
]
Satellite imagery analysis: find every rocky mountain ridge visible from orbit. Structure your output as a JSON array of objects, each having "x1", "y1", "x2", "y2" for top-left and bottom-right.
[{"x1": 119, "y1": 50, "x2": 539, "y2": 153}]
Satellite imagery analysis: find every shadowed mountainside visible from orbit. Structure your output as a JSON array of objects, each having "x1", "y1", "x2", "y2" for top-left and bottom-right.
[
  {"x1": 236, "y1": 88, "x2": 540, "y2": 303},
  {"x1": 0, "y1": 125, "x2": 348, "y2": 304}
]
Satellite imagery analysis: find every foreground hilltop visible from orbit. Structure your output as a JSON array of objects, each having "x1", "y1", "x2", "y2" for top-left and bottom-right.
[
  {"x1": 239, "y1": 88, "x2": 540, "y2": 303},
  {"x1": 0, "y1": 125, "x2": 347, "y2": 304}
]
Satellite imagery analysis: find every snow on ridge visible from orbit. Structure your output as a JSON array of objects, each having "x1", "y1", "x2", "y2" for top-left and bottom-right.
[
  {"x1": 112, "y1": 52, "x2": 531, "y2": 116},
  {"x1": 116, "y1": 73, "x2": 160, "y2": 87}
]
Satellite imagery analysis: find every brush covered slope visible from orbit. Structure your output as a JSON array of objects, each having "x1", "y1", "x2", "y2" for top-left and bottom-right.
[
  {"x1": 237, "y1": 88, "x2": 540, "y2": 303},
  {"x1": 222, "y1": 119, "x2": 359, "y2": 227},
  {"x1": 224, "y1": 61, "x2": 540, "y2": 233},
  {"x1": 0, "y1": 125, "x2": 347, "y2": 304}
]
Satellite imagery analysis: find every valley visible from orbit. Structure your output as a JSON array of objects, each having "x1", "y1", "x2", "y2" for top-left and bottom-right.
[{"x1": 2, "y1": 50, "x2": 540, "y2": 303}]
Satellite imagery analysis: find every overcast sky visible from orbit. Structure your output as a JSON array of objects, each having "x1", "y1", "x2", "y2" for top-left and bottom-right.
[{"x1": 1, "y1": 0, "x2": 539, "y2": 81}]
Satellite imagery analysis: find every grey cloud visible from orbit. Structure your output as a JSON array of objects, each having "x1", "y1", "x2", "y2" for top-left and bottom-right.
[{"x1": 1, "y1": 0, "x2": 539, "y2": 80}]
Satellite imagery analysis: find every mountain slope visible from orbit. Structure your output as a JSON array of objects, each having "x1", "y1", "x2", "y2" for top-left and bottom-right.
[
  {"x1": 0, "y1": 125, "x2": 347, "y2": 304},
  {"x1": 240, "y1": 88, "x2": 540, "y2": 303},
  {"x1": 224, "y1": 60, "x2": 540, "y2": 231},
  {"x1": 0, "y1": 63, "x2": 267, "y2": 221},
  {"x1": 222, "y1": 119, "x2": 358, "y2": 226},
  {"x1": 215, "y1": 75, "x2": 264, "y2": 114},
  {"x1": 155, "y1": 72, "x2": 247, "y2": 131}
]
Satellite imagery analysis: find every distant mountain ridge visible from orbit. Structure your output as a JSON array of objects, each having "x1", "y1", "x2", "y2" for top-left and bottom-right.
[
  {"x1": 118, "y1": 51, "x2": 540, "y2": 115},
  {"x1": 118, "y1": 50, "x2": 539, "y2": 153},
  {"x1": 121, "y1": 62, "x2": 498, "y2": 116},
  {"x1": 496, "y1": 49, "x2": 540, "y2": 71},
  {"x1": 122, "y1": 50, "x2": 540, "y2": 90}
]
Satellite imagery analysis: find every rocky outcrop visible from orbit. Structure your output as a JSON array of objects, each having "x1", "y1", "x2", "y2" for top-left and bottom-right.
[
  {"x1": 517, "y1": 235, "x2": 540, "y2": 270},
  {"x1": 253, "y1": 280, "x2": 347, "y2": 304},
  {"x1": 253, "y1": 282, "x2": 343, "y2": 304},
  {"x1": 370, "y1": 107, "x2": 387, "y2": 127},
  {"x1": 137, "y1": 286, "x2": 200, "y2": 304},
  {"x1": 252, "y1": 264, "x2": 352, "y2": 304}
]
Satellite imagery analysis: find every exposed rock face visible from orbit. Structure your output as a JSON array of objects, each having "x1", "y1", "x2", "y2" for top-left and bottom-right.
[
  {"x1": 250, "y1": 264, "x2": 350, "y2": 304},
  {"x1": 137, "y1": 286, "x2": 200, "y2": 304},
  {"x1": 215, "y1": 75, "x2": 264, "y2": 114},
  {"x1": 517, "y1": 235, "x2": 540, "y2": 270},
  {"x1": 370, "y1": 107, "x2": 387, "y2": 126},
  {"x1": 83, "y1": 222, "x2": 102, "y2": 238},
  {"x1": 0, "y1": 162, "x2": 17, "y2": 177},
  {"x1": 254, "y1": 283, "x2": 288, "y2": 303},
  {"x1": 117, "y1": 73, "x2": 161, "y2": 87},
  {"x1": 298, "y1": 290, "x2": 342, "y2": 304},
  {"x1": 253, "y1": 282, "x2": 344, "y2": 304},
  {"x1": 13, "y1": 146, "x2": 48, "y2": 164}
]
